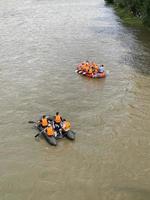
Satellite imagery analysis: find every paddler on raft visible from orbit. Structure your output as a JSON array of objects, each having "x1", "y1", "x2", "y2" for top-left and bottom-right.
[
  {"x1": 62, "y1": 119, "x2": 71, "y2": 133},
  {"x1": 39, "y1": 115, "x2": 48, "y2": 128},
  {"x1": 44, "y1": 123, "x2": 56, "y2": 137},
  {"x1": 53, "y1": 112, "x2": 62, "y2": 135},
  {"x1": 53, "y1": 112, "x2": 72, "y2": 136}
]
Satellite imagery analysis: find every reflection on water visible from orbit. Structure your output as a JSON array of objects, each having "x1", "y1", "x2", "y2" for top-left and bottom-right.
[{"x1": 0, "y1": 0, "x2": 150, "y2": 199}]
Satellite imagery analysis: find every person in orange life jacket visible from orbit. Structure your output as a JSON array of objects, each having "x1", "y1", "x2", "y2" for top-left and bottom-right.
[
  {"x1": 91, "y1": 62, "x2": 98, "y2": 73},
  {"x1": 62, "y1": 119, "x2": 71, "y2": 132},
  {"x1": 53, "y1": 112, "x2": 62, "y2": 132},
  {"x1": 39, "y1": 115, "x2": 48, "y2": 128},
  {"x1": 54, "y1": 112, "x2": 62, "y2": 124},
  {"x1": 80, "y1": 63, "x2": 86, "y2": 72},
  {"x1": 88, "y1": 67, "x2": 93, "y2": 74},
  {"x1": 44, "y1": 124, "x2": 55, "y2": 137}
]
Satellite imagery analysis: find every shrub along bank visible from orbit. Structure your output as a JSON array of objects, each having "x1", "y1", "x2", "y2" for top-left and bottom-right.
[{"x1": 105, "y1": 0, "x2": 150, "y2": 27}]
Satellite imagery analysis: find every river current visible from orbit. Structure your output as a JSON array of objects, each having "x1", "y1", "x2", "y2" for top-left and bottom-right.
[{"x1": 0, "y1": 0, "x2": 150, "y2": 199}]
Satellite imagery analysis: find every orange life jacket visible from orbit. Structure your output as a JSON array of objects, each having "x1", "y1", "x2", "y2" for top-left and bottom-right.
[
  {"x1": 81, "y1": 64, "x2": 86, "y2": 71},
  {"x1": 88, "y1": 67, "x2": 93, "y2": 74},
  {"x1": 46, "y1": 126, "x2": 54, "y2": 136},
  {"x1": 63, "y1": 121, "x2": 71, "y2": 131},
  {"x1": 85, "y1": 65, "x2": 89, "y2": 72},
  {"x1": 91, "y1": 63, "x2": 95, "y2": 67},
  {"x1": 86, "y1": 63, "x2": 90, "y2": 67},
  {"x1": 41, "y1": 118, "x2": 48, "y2": 127},
  {"x1": 94, "y1": 68, "x2": 98, "y2": 73},
  {"x1": 94, "y1": 64, "x2": 99, "y2": 71},
  {"x1": 54, "y1": 115, "x2": 61, "y2": 123},
  {"x1": 83, "y1": 65, "x2": 88, "y2": 72}
]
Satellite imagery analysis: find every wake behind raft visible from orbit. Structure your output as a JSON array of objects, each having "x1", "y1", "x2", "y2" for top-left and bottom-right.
[
  {"x1": 28, "y1": 114, "x2": 76, "y2": 146},
  {"x1": 76, "y1": 61, "x2": 108, "y2": 78}
]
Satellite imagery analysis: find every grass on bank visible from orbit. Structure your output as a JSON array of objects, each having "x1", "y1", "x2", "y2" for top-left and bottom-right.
[{"x1": 114, "y1": 6, "x2": 143, "y2": 27}]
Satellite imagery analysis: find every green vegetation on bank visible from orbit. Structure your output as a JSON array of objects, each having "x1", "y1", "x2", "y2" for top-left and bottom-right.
[
  {"x1": 114, "y1": 5, "x2": 143, "y2": 27},
  {"x1": 105, "y1": 0, "x2": 150, "y2": 27}
]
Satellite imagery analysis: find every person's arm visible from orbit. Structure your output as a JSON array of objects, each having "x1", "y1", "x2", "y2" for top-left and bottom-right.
[
  {"x1": 38, "y1": 120, "x2": 42, "y2": 124},
  {"x1": 44, "y1": 127, "x2": 47, "y2": 133},
  {"x1": 52, "y1": 121, "x2": 55, "y2": 128}
]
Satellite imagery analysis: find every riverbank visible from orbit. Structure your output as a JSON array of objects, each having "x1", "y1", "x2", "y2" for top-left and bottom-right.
[
  {"x1": 114, "y1": 6, "x2": 143, "y2": 27},
  {"x1": 105, "y1": 0, "x2": 150, "y2": 29}
]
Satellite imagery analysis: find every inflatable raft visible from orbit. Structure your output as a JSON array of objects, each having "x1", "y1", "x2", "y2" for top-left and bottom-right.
[
  {"x1": 76, "y1": 70, "x2": 106, "y2": 78},
  {"x1": 30, "y1": 115, "x2": 76, "y2": 146},
  {"x1": 76, "y1": 61, "x2": 108, "y2": 79}
]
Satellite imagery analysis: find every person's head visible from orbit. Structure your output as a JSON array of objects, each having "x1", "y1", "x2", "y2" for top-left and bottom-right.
[
  {"x1": 43, "y1": 115, "x2": 46, "y2": 118},
  {"x1": 63, "y1": 119, "x2": 66, "y2": 122},
  {"x1": 56, "y1": 112, "x2": 59, "y2": 115},
  {"x1": 102, "y1": 64, "x2": 104, "y2": 67}
]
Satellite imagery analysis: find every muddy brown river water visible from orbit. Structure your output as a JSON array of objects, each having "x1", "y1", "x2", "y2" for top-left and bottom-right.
[{"x1": 0, "y1": 0, "x2": 150, "y2": 199}]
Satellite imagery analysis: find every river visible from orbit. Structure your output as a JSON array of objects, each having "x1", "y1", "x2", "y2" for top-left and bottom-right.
[{"x1": 0, "y1": 0, "x2": 150, "y2": 199}]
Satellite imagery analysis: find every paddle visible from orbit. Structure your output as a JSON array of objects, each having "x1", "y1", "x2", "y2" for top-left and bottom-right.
[
  {"x1": 28, "y1": 120, "x2": 36, "y2": 124},
  {"x1": 28, "y1": 120, "x2": 42, "y2": 137},
  {"x1": 34, "y1": 129, "x2": 44, "y2": 138}
]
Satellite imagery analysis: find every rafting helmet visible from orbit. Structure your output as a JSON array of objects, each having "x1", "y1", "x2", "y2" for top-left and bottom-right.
[{"x1": 48, "y1": 124, "x2": 51, "y2": 127}]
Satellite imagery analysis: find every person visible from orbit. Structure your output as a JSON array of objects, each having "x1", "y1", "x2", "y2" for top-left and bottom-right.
[
  {"x1": 53, "y1": 112, "x2": 62, "y2": 134},
  {"x1": 92, "y1": 62, "x2": 99, "y2": 73},
  {"x1": 39, "y1": 115, "x2": 48, "y2": 128},
  {"x1": 92, "y1": 66, "x2": 96, "y2": 74},
  {"x1": 85, "y1": 60, "x2": 90, "y2": 67},
  {"x1": 54, "y1": 112, "x2": 62, "y2": 125},
  {"x1": 62, "y1": 119, "x2": 71, "y2": 132},
  {"x1": 44, "y1": 124, "x2": 55, "y2": 137},
  {"x1": 84, "y1": 63, "x2": 90, "y2": 73},
  {"x1": 88, "y1": 66, "x2": 93, "y2": 76},
  {"x1": 81, "y1": 63, "x2": 86, "y2": 72},
  {"x1": 99, "y1": 64, "x2": 105, "y2": 73}
]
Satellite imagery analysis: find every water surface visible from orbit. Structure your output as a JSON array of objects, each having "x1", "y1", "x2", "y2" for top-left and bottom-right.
[{"x1": 0, "y1": 0, "x2": 150, "y2": 199}]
